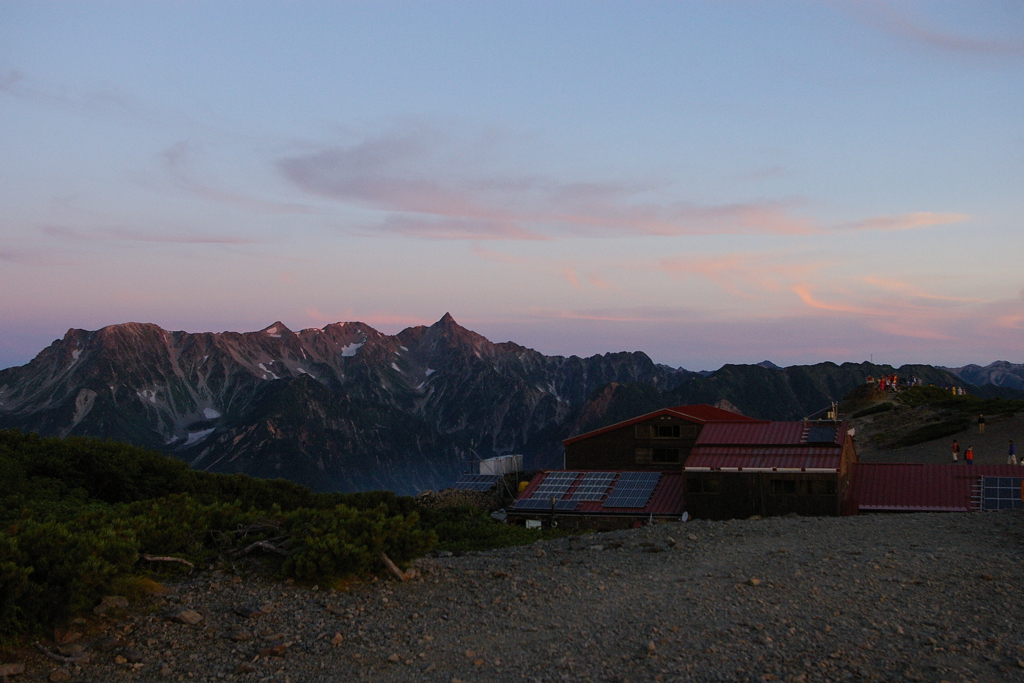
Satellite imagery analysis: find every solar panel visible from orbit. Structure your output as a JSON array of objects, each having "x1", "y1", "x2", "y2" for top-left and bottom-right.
[
  {"x1": 569, "y1": 472, "x2": 616, "y2": 501},
  {"x1": 450, "y1": 474, "x2": 502, "y2": 492},
  {"x1": 981, "y1": 476, "x2": 1023, "y2": 511},
  {"x1": 529, "y1": 471, "x2": 580, "y2": 499},
  {"x1": 510, "y1": 498, "x2": 578, "y2": 511},
  {"x1": 603, "y1": 472, "x2": 661, "y2": 509},
  {"x1": 511, "y1": 498, "x2": 550, "y2": 510},
  {"x1": 806, "y1": 425, "x2": 836, "y2": 443}
]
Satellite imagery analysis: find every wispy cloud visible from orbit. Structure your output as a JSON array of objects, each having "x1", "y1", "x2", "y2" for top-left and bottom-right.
[
  {"x1": 586, "y1": 273, "x2": 612, "y2": 291},
  {"x1": 0, "y1": 249, "x2": 69, "y2": 267},
  {"x1": 277, "y1": 126, "x2": 818, "y2": 240},
  {"x1": 789, "y1": 280, "x2": 987, "y2": 341},
  {"x1": 469, "y1": 244, "x2": 529, "y2": 264},
  {"x1": 659, "y1": 253, "x2": 817, "y2": 299},
  {"x1": 859, "y1": 276, "x2": 987, "y2": 304},
  {"x1": 840, "y1": 211, "x2": 969, "y2": 231},
  {"x1": 846, "y1": 1, "x2": 1024, "y2": 57},
  {"x1": 791, "y1": 284, "x2": 875, "y2": 316},
  {"x1": 40, "y1": 225, "x2": 257, "y2": 245},
  {"x1": 533, "y1": 308, "x2": 666, "y2": 323},
  {"x1": 162, "y1": 141, "x2": 314, "y2": 215},
  {"x1": 561, "y1": 268, "x2": 582, "y2": 290},
  {"x1": 0, "y1": 68, "x2": 192, "y2": 128}
]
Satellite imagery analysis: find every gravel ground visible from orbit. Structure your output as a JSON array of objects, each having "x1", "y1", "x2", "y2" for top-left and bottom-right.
[{"x1": 9, "y1": 511, "x2": 1024, "y2": 683}]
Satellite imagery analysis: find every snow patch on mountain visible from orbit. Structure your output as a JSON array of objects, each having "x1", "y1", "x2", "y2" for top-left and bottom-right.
[
  {"x1": 341, "y1": 342, "x2": 364, "y2": 357},
  {"x1": 185, "y1": 428, "x2": 215, "y2": 445}
]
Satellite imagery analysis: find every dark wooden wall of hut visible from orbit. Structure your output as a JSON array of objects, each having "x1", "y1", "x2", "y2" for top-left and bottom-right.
[
  {"x1": 684, "y1": 471, "x2": 842, "y2": 520},
  {"x1": 564, "y1": 414, "x2": 701, "y2": 470}
]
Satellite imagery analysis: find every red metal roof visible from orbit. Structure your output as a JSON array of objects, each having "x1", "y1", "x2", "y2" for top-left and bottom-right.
[
  {"x1": 848, "y1": 463, "x2": 1022, "y2": 512},
  {"x1": 668, "y1": 405, "x2": 760, "y2": 423},
  {"x1": 512, "y1": 470, "x2": 685, "y2": 516},
  {"x1": 696, "y1": 421, "x2": 842, "y2": 446},
  {"x1": 562, "y1": 404, "x2": 760, "y2": 446},
  {"x1": 685, "y1": 447, "x2": 841, "y2": 470}
]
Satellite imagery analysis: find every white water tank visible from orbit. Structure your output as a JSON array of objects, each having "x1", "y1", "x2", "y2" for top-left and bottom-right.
[{"x1": 478, "y1": 454, "x2": 523, "y2": 476}]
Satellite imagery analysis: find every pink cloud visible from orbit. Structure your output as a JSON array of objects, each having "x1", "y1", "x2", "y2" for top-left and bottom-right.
[
  {"x1": 586, "y1": 273, "x2": 612, "y2": 290},
  {"x1": 469, "y1": 244, "x2": 529, "y2": 264},
  {"x1": 659, "y1": 253, "x2": 816, "y2": 299},
  {"x1": 841, "y1": 211, "x2": 969, "y2": 231},
  {"x1": 791, "y1": 284, "x2": 875, "y2": 316},
  {"x1": 561, "y1": 268, "x2": 581, "y2": 290},
  {"x1": 859, "y1": 276, "x2": 987, "y2": 304}
]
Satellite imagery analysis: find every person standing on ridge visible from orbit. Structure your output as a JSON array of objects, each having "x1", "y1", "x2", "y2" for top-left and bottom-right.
[
  {"x1": 1009, "y1": 440, "x2": 1017, "y2": 465},
  {"x1": 965, "y1": 446, "x2": 974, "y2": 465},
  {"x1": 951, "y1": 439, "x2": 960, "y2": 462},
  {"x1": 978, "y1": 414, "x2": 986, "y2": 435}
]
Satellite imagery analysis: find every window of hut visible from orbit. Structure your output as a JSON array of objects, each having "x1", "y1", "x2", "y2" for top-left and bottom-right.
[
  {"x1": 652, "y1": 448, "x2": 680, "y2": 463},
  {"x1": 686, "y1": 477, "x2": 720, "y2": 494},
  {"x1": 770, "y1": 479, "x2": 797, "y2": 495},
  {"x1": 655, "y1": 425, "x2": 681, "y2": 438}
]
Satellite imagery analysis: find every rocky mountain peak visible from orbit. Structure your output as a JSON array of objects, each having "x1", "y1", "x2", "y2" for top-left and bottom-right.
[
  {"x1": 261, "y1": 322, "x2": 292, "y2": 337},
  {"x1": 426, "y1": 313, "x2": 490, "y2": 351}
]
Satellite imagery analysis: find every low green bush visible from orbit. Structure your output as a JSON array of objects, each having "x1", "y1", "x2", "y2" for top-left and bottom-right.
[
  {"x1": 425, "y1": 506, "x2": 573, "y2": 553},
  {"x1": 852, "y1": 402, "x2": 894, "y2": 418},
  {"x1": 0, "y1": 429, "x2": 564, "y2": 637},
  {"x1": 895, "y1": 416, "x2": 974, "y2": 447}
]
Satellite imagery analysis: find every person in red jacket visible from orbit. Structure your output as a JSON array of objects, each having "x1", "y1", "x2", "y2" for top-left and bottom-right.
[{"x1": 965, "y1": 446, "x2": 974, "y2": 465}]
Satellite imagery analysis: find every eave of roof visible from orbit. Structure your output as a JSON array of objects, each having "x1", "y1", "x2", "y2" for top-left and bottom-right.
[
  {"x1": 695, "y1": 421, "x2": 848, "y2": 447},
  {"x1": 685, "y1": 446, "x2": 842, "y2": 471}
]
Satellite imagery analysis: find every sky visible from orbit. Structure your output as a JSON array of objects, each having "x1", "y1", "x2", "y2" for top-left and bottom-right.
[{"x1": 1, "y1": 1, "x2": 1022, "y2": 372}]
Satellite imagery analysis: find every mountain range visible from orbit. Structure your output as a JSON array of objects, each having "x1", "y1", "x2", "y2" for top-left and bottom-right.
[{"x1": 0, "y1": 314, "x2": 1018, "y2": 494}]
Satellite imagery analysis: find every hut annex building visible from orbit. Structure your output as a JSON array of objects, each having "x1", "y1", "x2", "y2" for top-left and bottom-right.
[{"x1": 505, "y1": 404, "x2": 1023, "y2": 529}]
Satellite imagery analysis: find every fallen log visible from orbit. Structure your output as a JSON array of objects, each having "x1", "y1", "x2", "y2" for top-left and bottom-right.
[
  {"x1": 141, "y1": 554, "x2": 195, "y2": 569},
  {"x1": 230, "y1": 540, "x2": 288, "y2": 557},
  {"x1": 34, "y1": 642, "x2": 90, "y2": 664},
  {"x1": 381, "y1": 552, "x2": 407, "y2": 582}
]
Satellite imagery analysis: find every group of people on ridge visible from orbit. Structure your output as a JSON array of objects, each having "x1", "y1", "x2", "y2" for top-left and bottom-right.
[{"x1": 949, "y1": 414, "x2": 1020, "y2": 465}]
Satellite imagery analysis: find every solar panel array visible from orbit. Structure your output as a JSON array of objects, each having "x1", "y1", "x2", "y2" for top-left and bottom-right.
[
  {"x1": 450, "y1": 473, "x2": 503, "y2": 492},
  {"x1": 981, "y1": 476, "x2": 1023, "y2": 511},
  {"x1": 511, "y1": 470, "x2": 664, "y2": 512},
  {"x1": 602, "y1": 472, "x2": 662, "y2": 508}
]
